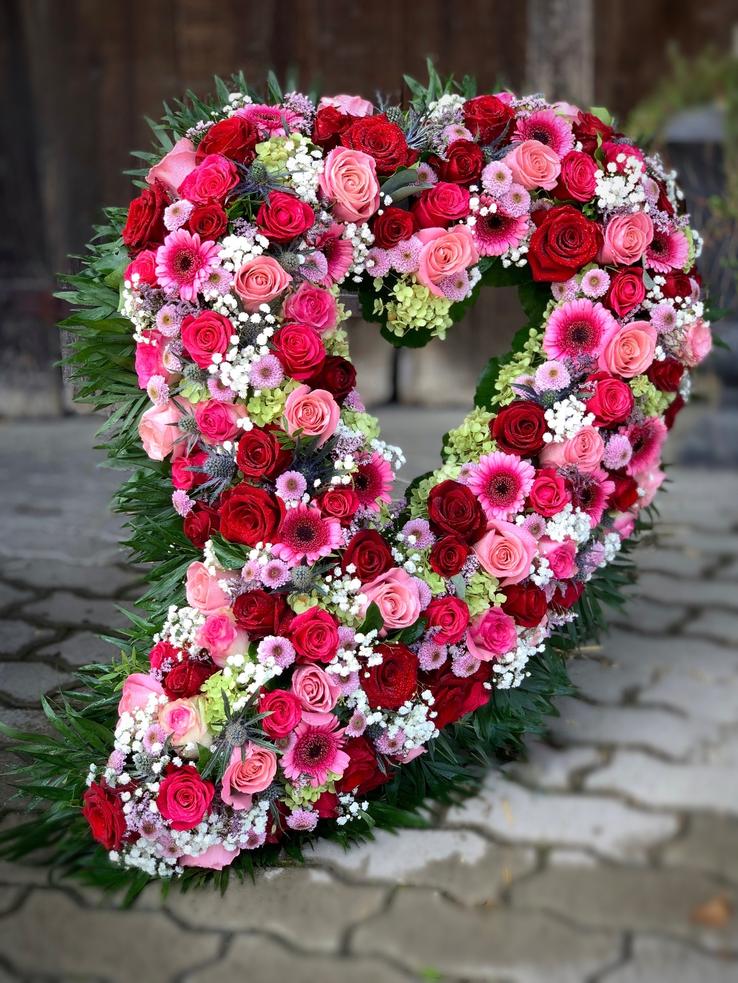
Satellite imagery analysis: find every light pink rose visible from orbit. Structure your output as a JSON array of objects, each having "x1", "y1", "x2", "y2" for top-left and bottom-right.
[
  {"x1": 146, "y1": 137, "x2": 197, "y2": 193},
  {"x1": 319, "y1": 94, "x2": 374, "y2": 117},
  {"x1": 474, "y1": 520, "x2": 537, "y2": 586},
  {"x1": 159, "y1": 696, "x2": 210, "y2": 746},
  {"x1": 118, "y1": 673, "x2": 164, "y2": 716},
  {"x1": 416, "y1": 226, "x2": 479, "y2": 297},
  {"x1": 319, "y1": 147, "x2": 380, "y2": 223},
  {"x1": 283, "y1": 385, "x2": 340, "y2": 445},
  {"x1": 540, "y1": 426, "x2": 605, "y2": 473},
  {"x1": 466, "y1": 607, "x2": 518, "y2": 662},
  {"x1": 283, "y1": 283, "x2": 339, "y2": 334},
  {"x1": 600, "y1": 212, "x2": 654, "y2": 265},
  {"x1": 220, "y1": 743, "x2": 278, "y2": 810},
  {"x1": 234, "y1": 256, "x2": 292, "y2": 312},
  {"x1": 185, "y1": 561, "x2": 231, "y2": 615},
  {"x1": 179, "y1": 844, "x2": 240, "y2": 870},
  {"x1": 599, "y1": 321, "x2": 657, "y2": 378},
  {"x1": 138, "y1": 400, "x2": 183, "y2": 461},
  {"x1": 634, "y1": 467, "x2": 666, "y2": 509},
  {"x1": 539, "y1": 537, "x2": 578, "y2": 579},
  {"x1": 196, "y1": 612, "x2": 249, "y2": 667},
  {"x1": 292, "y1": 664, "x2": 341, "y2": 718},
  {"x1": 362, "y1": 567, "x2": 422, "y2": 631},
  {"x1": 505, "y1": 139, "x2": 562, "y2": 190},
  {"x1": 613, "y1": 512, "x2": 636, "y2": 538},
  {"x1": 679, "y1": 319, "x2": 712, "y2": 367}
]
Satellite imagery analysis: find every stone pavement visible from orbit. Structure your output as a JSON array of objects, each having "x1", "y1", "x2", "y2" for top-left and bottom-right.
[{"x1": 1, "y1": 412, "x2": 738, "y2": 982}]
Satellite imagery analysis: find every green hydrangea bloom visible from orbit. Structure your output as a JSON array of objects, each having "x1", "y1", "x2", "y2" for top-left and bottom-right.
[
  {"x1": 443, "y1": 407, "x2": 496, "y2": 464},
  {"x1": 246, "y1": 380, "x2": 297, "y2": 426},
  {"x1": 407, "y1": 462, "x2": 461, "y2": 517},
  {"x1": 254, "y1": 133, "x2": 312, "y2": 175},
  {"x1": 465, "y1": 571, "x2": 505, "y2": 617},
  {"x1": 178, "y1": 379, "x2": 209, "y2": 404},
  {"x1": 284, "y1": 778, "x2": 337, "y2": 809},
  {"x1": 375, "y1": 277, "x2": 453, "y2": 340},
  {"x1": 491, "y1": 327, "x2": 543, "y2": 406},
  {"x1": 201, "y1": 670, "x2": 240, "y2": 729},
  {"x1": 629, "y1": 374, "x2": 672, "y2": 417},
  {"x1": 324, "y1": 326, "x2": 350, "y2": 358},
  {"x1": 415, "y1": 557, "x2": 446, "y2": 597},
  {"x1": 341, "y1": 409, "x2": 381, "y2": 442}
]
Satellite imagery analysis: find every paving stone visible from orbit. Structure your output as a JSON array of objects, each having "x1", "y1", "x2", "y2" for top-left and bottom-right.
[
  {"x1": 663, "y1": 528, "x2": 738, "y2": 559},
  {"x1": 611, "y1": 595, "x2": 686, "y2": 633},
  {"x1": 506, "y1": 743, "x2": 603, "y2": 790},
  {"x1": 0, "y1": 621, "x2": 54, "y2": 657},
  {"x1": 445, "y1": 775, "x2": 678, "y2": 860},
  {"x1": 311, "y1": 827, "x2": 535, "y2": 903},
  {"x1": 36, "y1": 630, "x2": 116, "y2": 668},
  {"x1": 0, "y1": 886, "x2": 24, "y2": 916},
  {"x1": 0, "y1": 662, "x2": 72, "y2": 704},
  {"x1": 603, "y1": 936, "x2": 738, "y2": 983},
  {"x1": 636, "y1": 543, "x2": 716, "y2": 579},
  {"x1": 352, "y1": 887, "x2": 619, "y2": 982},
  {"x1": 164, "y1": 866, "x2": 386, "y2": 951},
  {"x1": 663, "y1": 815, "x2": 738, "y2": 884},
  {"x1": 0, "y1": 584, "x2": 33, "y2": 613},
  {"x1": 568, "y1": 655, "x2": 656, "y2": 704},
  {"x1": 19, "y1": 592, "x2": 131, "y2": 631},
  {"x1": 0, "y1": 707, "x2": 50, "y2": 740},
  {"x1": 0, "y1": 558, "x2": 136, "y2": 596},
  {"x1": 637, "y1": 668, "x2": 738, "y2": 727},
  {"x1": 636, "y1": 572, "x2": 738, "y2": 609},
  {"x1": 684, "y1": 609, "x2": 738, "y2": 645}
]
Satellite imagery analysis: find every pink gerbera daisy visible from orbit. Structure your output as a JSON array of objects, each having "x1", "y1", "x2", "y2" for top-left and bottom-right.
[
  {"x1": 572, "y1": 469, "x2": 615, "y2": 526},
  {"x1": 155, "y1": 229, "x2": 220, "y2": 302},
  {"x1": 473, "y1": 202, "x2": 529, "y2": 257},
  {"x1": 646, "y1": 228, "x2": 689, "y2": 273},
  {"x1": 315, "y1": 223, "x2": 354, "y2": 284},
  {"x1": 353, "y1": 452, "x2": 393, "y2": 511},
  {"x1": 467, "y1": 451, "x2": 535, "y2": 520},
  {"x1": 543, "y1": 299, "x2": 617, "y2": 360},
  {"x1": 281, "y1": 718, "x2": 350, "y2": 787},
  {"x1": 625, "y1": 417, "x2": 667, "y2": 476},
  {"x1": 273, "y1": 503, "x2": 343, "y2": 565},
  {"x1": 513, "y1": 109, "x2": 574, "y2": 157}
]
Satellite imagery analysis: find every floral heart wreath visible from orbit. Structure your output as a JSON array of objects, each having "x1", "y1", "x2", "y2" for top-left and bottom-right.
[{"x1": 3, "y1": 69, "x2": 711, "y2": 891}]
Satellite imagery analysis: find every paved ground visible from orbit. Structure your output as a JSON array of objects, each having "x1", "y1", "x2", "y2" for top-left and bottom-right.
[{"x1": 1, "y1": 412, "x2": 738, "y2": 982}]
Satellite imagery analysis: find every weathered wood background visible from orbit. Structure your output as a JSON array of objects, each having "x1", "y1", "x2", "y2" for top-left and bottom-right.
[{"x1": 1, "y1": 0, "x2": 735, "y2": 413}]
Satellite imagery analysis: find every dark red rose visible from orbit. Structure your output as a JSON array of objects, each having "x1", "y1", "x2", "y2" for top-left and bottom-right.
[
  {"x1": 290, "y1": 606, "x2": 340, "y2": 663},
  {"x1": 363, "y1": 644, "x2": 418, "y2": 710},
  {"x1": 181, "y1": 310, "x2": 232, "y2": 368},
  {"x1": 372, "y1": 206, "x2": 417, "y2": 248},
  {"x1": 272, "y1": 323, "x2": 326, "y2": 380},
  {"x1": 426, "y1": 596, "x2": 469, "y2": 644},
  {"x1": 342, "y1": 530, "x2": 394, "y2": 581},
  {"x1": 427, "y1": 480, "x2": 486, "y2": 543},
  {"x1": 412, "y1": 182, "x2": 470, "y2": 228},
  {"x1": 608, "y1": 472, "x2": 639, "y2": 511},
  {"x1": 428, "y1": 535, "x2": 470, "y2": 577},
  {"x1": 317, "y1": 486, "x2": 359, "y2": 526},
  {"x1": 585, "y1": 372, "x2": 634, "y2": 426},
  {"x1": 307, "y1": 355, "x2": 356, "y2": 403},
  {"x1": 552, "y1": 581, "x2": 584, "y2": 610},
  {"x1": 121, "y1": 183, "x2": 167, "y2": 255},
  {"x1": 219, "y1": 484, "x2": 284, "y2": 546},
  {"x1": 555, "y1": 150, "x2": 597, "y2": 202},
  {"x1": 661, "y1": 272, "x2": 694, "y2": 300},
  {"x1": 573, "y1": 111, "x2": 614, "y2": 155},
  {"x1": 428, "y1": 663, "x2": 490, "y2": 729},
  {"x1": 434, "y1": 140, "x2": 484, "y2": 186},
  {"x1": 236, "y1": 427, "x2": 291, "y2": 479},
  {"x1": 188, "y1": 203, "x2": 228, "y2": 240},
  {"x1": 183, "y1": 502, "x2": 220, "y2": 549},
  {"x1": 171, "y1": 449, "x2": 207, "y2": 491},
  {"x1": 664, "y1": 393, "x2": 684, "y2": 430},
  {"x1": 163, "y1": 659, "x2": 217, "y2": 699},
  {"x1": 257, "y1": 191, "x2": 315, "y2": 244},
  {"x1": 233, "y1": 589, "x2": 292, "y2": 640},
  {"x1": 501, "y1": 584, "x2": 548, "y2": 628},
  {"x1": 82, "y1": 782, "x2": 126, "y2": 850},
  {"x1": 647, "y1": 358, "x2": 684, "y2": 393},
  {"x1": 314, "y1": 791, "x2": 340, "y2": 818},
  {"x1": 606, "y1": 267, "x2": 645, "y2": 317},
  {"x1": 259, "y1": 688, "x2": 302, "y2": 738},
  {"x1": 527, "y1": 205, "x2": 602, "y2": 282},
  {"x1": 341, "y1": 114, "x2": 417, "y2": 173},
  {"x1": 336, "y1": 736, "x2": 392, "y2": 794},
  {"x1": 528, "y1": 468, "x2": 571, "y2": 517},
  {"x1": 491, "y1": 401, "x2": 547, "y2": 455},
  {"x1": 463, "y1": 95, "x2": 514, "y2": 144},
  {"x1": 312, "y1": 106, "x2": 352, "y2": 149},
  {"x1": 196, "y1": 115, "x2": 258, "y2": 163},
  {"x1": 156, "y1": 765, "x2": 214, "y2": 831}
]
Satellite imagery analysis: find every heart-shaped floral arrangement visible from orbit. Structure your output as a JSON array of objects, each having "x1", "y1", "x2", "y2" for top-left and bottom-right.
[{"x1": 2, "y1": 68, "x2": 711, "y2": 895}]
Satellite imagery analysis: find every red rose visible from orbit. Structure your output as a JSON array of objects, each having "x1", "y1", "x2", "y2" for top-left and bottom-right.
[
  {"x1": 428, "y1": 535, "x2": 470, "y2": 577},
  {"x1": 426, "y1": 596, "x2": 470, "y2": 644},
  {"x1": 573, "y1": 111, "x2": 614, "y2": 155},
  {"x1": 412, "y1": 182, "x2": 470, "y2": 228},
  {"x1": 272, "y1": 323, "x2": 326, "y2": 380},
  {"x1": 306, "y1": 355, "x2": 356, "y2": 403},
  {"x1": 363, "y1": 644, "x2": 418, "y2": 710},
  {"x1": 312, "y1": 106, "x2": 352, "y2": 149},
  {"x1": 196, "y1": 116, "x2": 258, "y2": 163},
  {"x1": 317, "y1": 486, "x2": 359, "y2": 525},
  {"x1": 82, "y1": 782, "x2": 126, "y2": 850},
  {"x1": 163, "y1": 659, "x2": 217, "y2": 699},
  {"x1": 664, "y1": 393, "x2": 684, "y2": 430},
  {"x1": 555, "y1": 151, "x2": 597, "y2": 202},
  {"x1": 372, "y1": 206, "x2": 417, "y2": 248},
  {"x1": 435, "y1": 140, "x2": 484, "y2": 186},
  {"x1": 585, "y1": 372, "x2": 634, "y2": 426},
  {"x1": 121, "y1": 183, "x2": 167, "y2": 255},
  {"x1": 491, "y1": 401, "x2": 547, "y2": 455},
  {"x1": 463, "y1": 95, "x2": 514, "y2": 144},
  {"x1": 501, "y1": 583, "x2": 548, "y2": 628},
  {"x1": 156, "y1": 764, "x2": 215, "y2": 831},
  {"x1": 341, "y1": 114, "x2": 417, "y2": 173},
  {"x1": 336, "y1": 736, "x2": 392, "y2": 794},
  {"x1": 661, "y1": 272, "x2": 693, "y2": 300},
  {"x1": 606, "y1": 267, "x2": 645, "y2": 317},
  {"x1": 428, "y1": 663, "x2": 490, "y2": 729},
  {"x1": 178, "y1": 154, "x2": 239, "y2": 203},
  {"x1": 183, "y1": 503, "x2": 220, "y2": 549},
  {"x1": 553, "y1": 581, "x2": 584, "y2": 609},
  {"x1": 527, "y1": 205, "x2": 602, "y2": 282},
  {"x1": 608, "y1": 472, "x2": 639, "y2": 511},
  {"x1": 236, "y1": 426, "x2": 291, "y2": 479},
  {"x1": 342, "y1": 530, "x2": 394, "y2": 581},
  {"x1": 259, "y1": 689, "x2": 302, "y2": 738},
  {"x1": 257, "y1": 191, "x2": 315, "y2": 244},
  {"x1": 125, "y1": 249, "x2": 158, "y2": 286},
  {"x1": 427, "y1": 480, "x2": 486, "y2": 543},
  {"x1": 233, "y1": 589, "x2": 292, "y2": 640},
  {"x1": 181, "y1": 310, "x2": 232, "y2": 368},
  {"x1": 171, "y1": 450, "x2": 207, "y2": 491},
  {"x1": 188, "y1": 203, "x2": 228, "y2": 240},
  {"x1": 647, "y1": 358, "x2": 684, "y2": 393},
  {"x1": 290, "y1": 606, "x2": 339, "y2": 663},
  {"x1": 528, "y1": 468, "x2": 571, "y2": 517},
  {"x1": 219, "y1": 484, "x2": 284, "y2": 546},
  {"x1": 314, "y1": 791, "x2": 340, "y2": 818},
  {"x1": 149, "y1": 639, "x2": 180, "y2": 671}
]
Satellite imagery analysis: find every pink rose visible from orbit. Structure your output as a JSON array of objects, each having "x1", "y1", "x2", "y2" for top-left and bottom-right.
[
  {"x1": 539, "y1": 537, "x2": 578, "y2": 579},
  {"x1": 319, "y1": 146, "x2": 380, "y2": 223},
  {"x1": 283, "y1": 385, "x2": 340, "y2": 445},
  {"x1": 196, "y1": 612, "x2": 249, "y2": 667},
  {"x1": 540, "y1": 426, "x2": 605, "y2": 473},
  {"x1": 220, "y1": 743, "x2": 278, "y2": 810},
  {"x1": 283, "y1": 283, "x2": 339, "y2": 334},
  {"x1": 600, "y1": 212, "x2": 654, "y2": 265},
  {"x1": 416, "y1": 226, "x2": 479, "y2": 297},
  {"x1": 146, "y1": 137, "x2": 197, "y2": 193},
  {"x1": 679, "y1": 319, "x2": 712, "y2": 367},
  {"x1": 178, "y1": 153, "x2": 238, "y2": 204},
  {"x1": 599, "y1": 321, "x2": 657, "y2": 378},
  {"x1": 466, "y1": 607, "x2": 518, "y2": 662},
  {"x1": 634, "y1": 467, "x2": 666, "y2": 509},
  {"x1": 234, "y1": 255, "x2": 292, "y2": 312},
  {"x1": 505, "y1": 140, "x2": 562, "y2": 190},
  {"x1": 180, "y1": 844, "x2": 240, "y2": 870},
  {"x1": 613, "y1": 512, "x2": 636, "y2": 539},
  {"x1": 362, "y1": 566, "x2": 422, "y2": 631},
  {"x1": 135, "y1": 332, "x2": 170, "y2": 389},
  {"x1": 118, "y1": 673, "x2": 164, "y2": 716},
  {"x1": 138, "y1": 400, "x2": 183, "y2": 461},
  {"x1": 185, "y1": 560, "x2": 231, "y2": 614},
  {"x1": 292, "y1": 664, "x2": 341, "y2": 718},
  {"x1": 474, "y1": 520, "x2": 537, "y2": 586},
  {"x1": 319, "y1": 94, "x2": 374, "y2": 117},
  {"x1": 159, "y1": 697, "x2": 210, "y2": 746},
  {"x1": 194, "y1": 400, "x2": 248, "y2": 444}
]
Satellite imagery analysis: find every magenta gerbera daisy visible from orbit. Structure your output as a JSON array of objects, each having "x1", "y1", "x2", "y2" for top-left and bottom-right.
[
  {"x1": 467, "y1": 451, "x2": 535, "y2": 520},
  {"x1": 513, "y1": 109, "x2": 574, "y2": 157},
  {"x1": 314, "y1": 223, "x2": 353, "y2": 285},
  {"x1": 625, "y1": 417, "x2": 667, "y2": 476},
  {"x1": 646, "y1": 228, "x2": 689, "y2": 273},
  {"x1": 353, "y1": 452, "x2": 393, "y2": 511},
  {"x1": 155, "y1": 229, "x2": 220, "y2": 302},
  {"x1": 273, "y1": 503, "x2": 343, "y2": 565},
  {"x1": 473, "y1": 201, "x2": 529, "y2": 257},
  {"x1": 543, "y1": 299, "x2": 617, "y2": 360},
  {"x1": 572, "y1": 469, "x2": 615, "y2": 526},
  {"x1": 281, "y1": 718, "x2": 350, "y2": 787}
]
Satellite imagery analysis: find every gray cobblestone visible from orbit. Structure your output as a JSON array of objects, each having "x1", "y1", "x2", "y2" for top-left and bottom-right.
[
  {"x1": 0, "y1": 661, "x2": 73, "y2": 704},
  {"x1": 36, "y1": 630, "x2": 113, "y2": 667},
  {"x1": 663, "y1": 814, "x2": 738, "y2": 885},
  {"x1": 19, "y1": 591, "x2": 131, "y2": 631},
  {"x1": 602, "y1": 937, "x2": 738, "y2": 983},
  {"x1": 0, "y1": 621, "x2": 54, "y2": 657}
]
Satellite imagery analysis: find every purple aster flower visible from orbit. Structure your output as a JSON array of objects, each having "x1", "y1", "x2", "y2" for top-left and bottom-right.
[
  {"x1": 603, "y1": 434, "x2": 633, "y2": 470},
  {"x1": 257, "y1": 635, "x2": 296, "y2": 668},
  {"x1": 389, "y1": 236, "x2": 422, "y2": 274},
  {"x1": 375, "y1": 729, "x2": 406, "y2": 755},
  {"x1": 451, "y1": 652, "x2": 482, "y2": 678},
  {"x1": 417, "y1": 639, "x2": 448, "y2": 671},
  {"x1": 286, "y1": 809, "x2": 319, "y2": 832},
  {"x1": 249, "y1": 354, "x2": 284, "y2": 390},
  {"x1": 401, "y1": 518, "x2": 435, "y2": 549},
  {"x1": 345, "y1": 710, "x2": 368, "y2": 737},
  {"x1": 260, "y1": 558, "x2": 290, "y2": 588},
  {"x1": 276, "y1": 470, "x2": 307, "y2": 501}
]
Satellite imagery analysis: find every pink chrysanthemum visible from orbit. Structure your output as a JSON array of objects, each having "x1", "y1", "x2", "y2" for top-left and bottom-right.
[
  {"x1": 238, "y1": 103, "x2": 305, "y2": 137},
  {"x1": 646, "y1": 228, "x2": 689, "y2": 273},
  {"x1": 521, "y1": 513, "x2": 547, "y2": 538},
  {"x1": 649, "y1": 303, "x2": 678, "y2": 334},
  {"x1": 438, "y1": 270, "x2": 472, "y2": 300},
  {"x1": 260, "y1": 558, "x2": 290, "y2": 589},
  {"x1": 155, "y1": 229, "x2": 220, "y2": 302},
  {"x1": 155, "y1": 304, "x2": 181, "y2": 337},
  {"x1": 286, "y1": 808, "x2": 319, "y2": 832},
  {"x1": 451, "y1": 652, "x2": 482, "y2": 678},
  {"x1": 281, "y1": 718, "x2": 349, "y2": 787},
  {"x1": 580, "y1": 268, "x2": 610, "y2": 299},
  {"x1": 415, "y1": 162, "x2": 438, "y2": 186},
  {"x1": 249, "y1": 354, "x2": 284, "y2": 390},
  {"x1": 256, "y1": 635, "x2": 296, "y2": 668},
  {"x1": 625, "y1": 417, "x2": 667, "y2": 476},
  {"x1": 208, "y1": 378, "x2": 235, "y2": 402},
  {"x1": 273, "y1": 503, "x2": 343, "y2": 564},
  {"x1": 473, "y1": 202, "x2": 529, "y2": 257},
  {"x1": 481, "y1": 160, "x2": 513, "y2": 197},
  {"x1": 534, "y1": 360, "x2": 570, "y2": 392},
  {"x1": 147, "y1": 374, "x2": 170, "y2": 405},
  {"x1": 375, "y1": 729, "x2": 406, "y2": 755},
  {"x1": 353, "y1": 453, "x2": 393, "y2": 511},
  {"x1": 315, "y1": 223, "x2": 353, "y2": 284},
  {"x1": 345, "y1": 710, "x2": 368, "y2": 737},
  {"x1": 164, "y1": 199, "x2": 194, "y2": 232},
  {"x1": 603, "y1": 434, "x2": 633, "y2": 471},
  {"x1": 401, "y1": 518, "x2": 435, "y2": 549},
  {"x1": 513, "y1": 109, "x2": 574, "y2": 157},
  {"x1": 467, "y1": 451, "x2": 535, "y2": 520},
  {"x1": 366, "y1": 247, "x2": 392, "y2": 278},
  {"x1": 389, "y1": 236, "x2": 422, "y2": 273},
  {"x1": 241, "y1": 559, "x2": 261, "y2": 582},
  {"x1": 299, "y1": 250, "x2": 329, "y2": 283},
  {"x1": 275, "y1": 470, "x2": 307, "y2": 501},
  {"x1": 551, "y1": 278, "x2": 578, "y2": 302},
  {"x1": 171, "y1": 489, "x2": 194, "y2": 517},
  {"x1": 572, "y1": 469, "x2": 615, "y2": 526},
  {"x1": 543, "y1": 299, "x2": 617, "y2": 360},
  {"x1": 202, "y1": 265, "x2": 233, "y2": 295},
  {"x1": 417, "y1": 639, "x2": 448, "y2": 671},
  {"x1": 499, "y1": 184, "x2": 531, "y2": 218}
]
